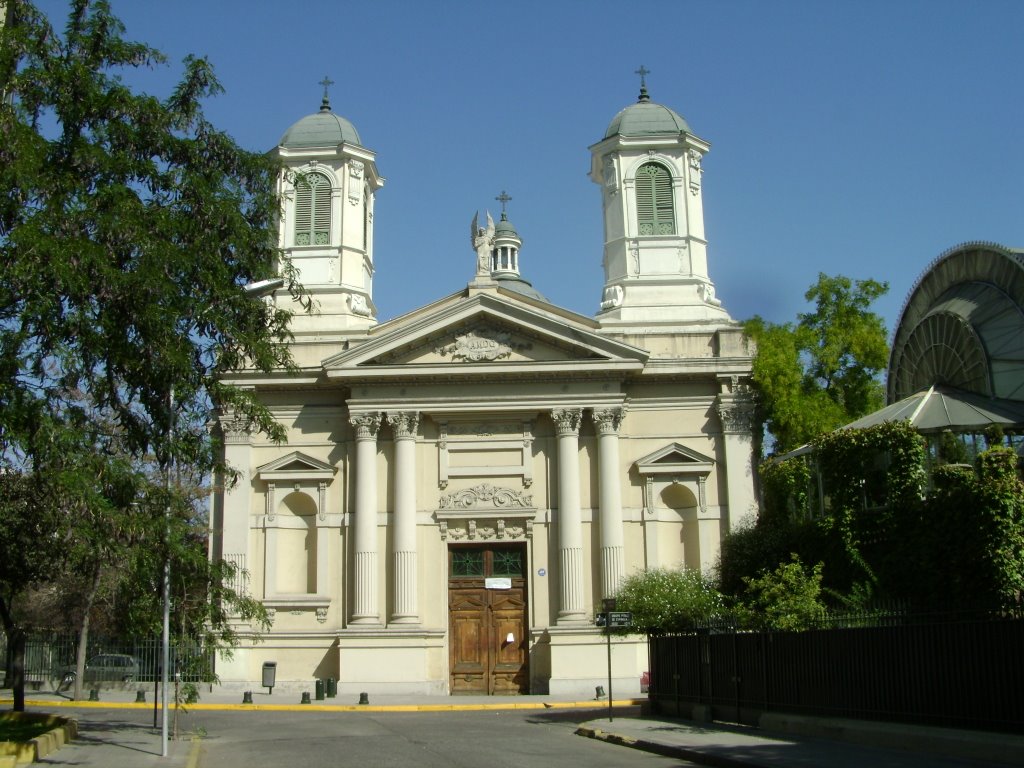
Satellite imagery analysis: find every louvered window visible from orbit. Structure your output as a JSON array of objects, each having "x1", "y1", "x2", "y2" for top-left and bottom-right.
[
  {"x1": 294, "y1": 172, "x2": 332, "y2": 245},
  {"x1": 636, "y1": 163, "x2": 675, "y2": 235}
]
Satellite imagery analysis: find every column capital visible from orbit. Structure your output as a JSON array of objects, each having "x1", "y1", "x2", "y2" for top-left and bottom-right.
[
  {"x1": 349, "y1": 412, "x2": 382, "y2": 440},
  {"x1": 387, "y1": 411, "x2": 420, "y2": 439},
  {"x1": 551, "y1": 407, "x2": 582, "y2": 436},
  {"x1": 716, "y1": 394, "x2": 757, "y2": 435},
  {"x1": 591, "y1": 406, "x2": 626, "y2": 435}
]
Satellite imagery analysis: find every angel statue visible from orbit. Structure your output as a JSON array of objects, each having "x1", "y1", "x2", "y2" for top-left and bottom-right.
[{"x1": 470, "y1": 211, "x2": 495, "y2": 277}]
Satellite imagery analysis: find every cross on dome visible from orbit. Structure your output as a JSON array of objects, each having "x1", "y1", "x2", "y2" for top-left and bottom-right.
[
  {"x1": 635, "y1": 65, "x2": 651, "y2": 102},
  {"x1": 495, "y1": 190, "x2": 512, "y2": 219},
  {"x1": 319, "y1": 75, "x2": 335, "y2": 112}
]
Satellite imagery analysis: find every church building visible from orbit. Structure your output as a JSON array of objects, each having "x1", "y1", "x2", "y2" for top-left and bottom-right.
[{"x1": 210, "y1": 76, "x2": 757, "y2": 696}]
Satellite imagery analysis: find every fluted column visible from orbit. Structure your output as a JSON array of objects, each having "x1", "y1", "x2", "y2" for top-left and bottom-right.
[
  {"x1": 552, "y1": 407, "x2": 585, "y2": 623},
  {"x1": 592, "y1": 407, "x2": 626, "y2": 599},
  {"x1": 350, "y1": 412, "x2": 382, "y2": 624},
  {"x1": 388, "y1": 411, "x2": 420, "y2": 624}
]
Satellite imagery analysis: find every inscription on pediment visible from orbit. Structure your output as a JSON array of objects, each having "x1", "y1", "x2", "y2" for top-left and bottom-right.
[{"x1": 437, "y1": 329, "x2": 532, "y2": 362}]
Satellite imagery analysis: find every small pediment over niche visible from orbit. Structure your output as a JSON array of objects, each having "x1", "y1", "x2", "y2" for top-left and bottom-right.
[
  {"x1": 256, "y1": 451, "x2": 335, "y2": 482},
  {"x1": 635, "y1": 443, "x2": 714, "y2": 476}
]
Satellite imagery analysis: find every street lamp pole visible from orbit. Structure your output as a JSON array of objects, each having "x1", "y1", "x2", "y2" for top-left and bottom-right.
[
  {"x1": 161, "y1": 387, "x2": 173, "y2": 757},
  {"x1": 160, "y1": 277, "x2": 283, "y2": 758}
]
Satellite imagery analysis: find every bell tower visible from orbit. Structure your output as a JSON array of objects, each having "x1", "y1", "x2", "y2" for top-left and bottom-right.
[
  {"x1": 589, "y1": 69, "x2": 731, "y2": 330},
  {"x1": 271, "y1": 78, "x2": 384, "y2": 339}
]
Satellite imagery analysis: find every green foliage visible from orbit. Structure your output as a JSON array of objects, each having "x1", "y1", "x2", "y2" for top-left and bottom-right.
[
  {"x1": 614, "y1": 567, "x2": 724, "y2": 634},
  {"x1": 745, "y1": 273, "x2": 889, "y2": 453},
  {"x1": 741, "y1": 555, "x2": 828, "y2": 631},
  {"x1": 0, "y1": 1, "x2": 290, "y2": 702},
  {"x1": 734, "y1": 420, "x2": 1024, "y2": 611},
  {"x1": 759, "y1": 458, "x2": 812, "y2": 525}
]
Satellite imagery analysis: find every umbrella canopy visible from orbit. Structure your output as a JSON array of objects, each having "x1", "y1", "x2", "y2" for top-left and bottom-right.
[{"x1": 842, "y1": 385, "x2": 1024, "y2": 434}]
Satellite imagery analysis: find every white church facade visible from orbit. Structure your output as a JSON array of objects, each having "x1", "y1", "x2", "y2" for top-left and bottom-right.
[{"x1": 210, "y1": 78, "x2": 758, "y2": 696}]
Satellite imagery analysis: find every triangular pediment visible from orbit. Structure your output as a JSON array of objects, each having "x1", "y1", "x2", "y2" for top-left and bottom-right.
[
  {"x1": 635, "y1": 443, "x2": 714, "y2": 476},
  {"x1": 256, "y1": 451, "x2": 335, "y2": 481},
  {"x1": 322, "y1": 292, "x2": 646, "y2": 379}
]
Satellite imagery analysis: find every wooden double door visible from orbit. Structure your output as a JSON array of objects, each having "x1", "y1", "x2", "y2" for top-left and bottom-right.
[{"x1": 448, "y1": 544, "x2": 529, "y2": 695}]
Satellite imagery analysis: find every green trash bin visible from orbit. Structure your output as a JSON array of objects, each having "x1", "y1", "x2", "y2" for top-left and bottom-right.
[
  {"x1": 315, "y1": 679, "x2": 325, "y2": 701},
  {"x1": 326, "y1": 677, "x2": 337, "y2": 698}
]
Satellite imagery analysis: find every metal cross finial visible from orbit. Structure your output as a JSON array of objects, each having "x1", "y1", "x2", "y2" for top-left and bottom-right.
[
  {"x1": 319, "y1": 76, "x2": 335, "y2": 111},
  {"x1": 635, "y1": 65, "x2": 650, "y2": 88},
  {"x1": 495, "y1": 190, "x2": 512, "y2": 217}
]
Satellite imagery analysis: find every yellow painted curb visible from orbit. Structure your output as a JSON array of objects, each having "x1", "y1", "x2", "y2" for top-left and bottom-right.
[{"x1": 1, "y1": 696, "x2": 642, "y2": 713}]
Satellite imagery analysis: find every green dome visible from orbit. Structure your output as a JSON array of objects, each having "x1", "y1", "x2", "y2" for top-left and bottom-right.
[
  {"x1": 494, "y1": 215, "x2": 519, "y2": 238},
  {"x1": 496, "y1": 274, "x2": 546, "y2": 302},
  {"x1": 279, "y1": 107, "x2": 362, "y2": 148},
  {"x1": 605, "y1": 98, "x2": 690, "y2": 139}
]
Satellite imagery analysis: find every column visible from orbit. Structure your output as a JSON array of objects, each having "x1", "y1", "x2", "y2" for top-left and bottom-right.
[
  {"x1": 592, "y1": 407, "x2": 625, "y2": 599},
  {"x1": 552, "y1": 408, "x2": 585, "y2": 623},
  {"x1": 350, "y1": 412, "x2": 382, "y2": 624},
  {"x1": 388, "y1": 411, "x2": 420, "y2": 624},
  {"x1": 716, "y1": 387, "x2": 758, "y2": 532}
]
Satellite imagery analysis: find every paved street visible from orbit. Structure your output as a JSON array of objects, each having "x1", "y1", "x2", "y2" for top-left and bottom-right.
[
  {"x1": 36, "y1": 705, "x2": 691, "y2": 768},
  {"x1": 191, "y1": 707, "x2": 688, "y2": 768}
]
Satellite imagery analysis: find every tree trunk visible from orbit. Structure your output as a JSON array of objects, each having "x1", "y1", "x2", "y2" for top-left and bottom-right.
[
  {"x1": 72, "y1": 563, "x2": 103, "y2": 701},
  {"x1": 0, "y1": 597, "x2": 26, "y2": 712}
]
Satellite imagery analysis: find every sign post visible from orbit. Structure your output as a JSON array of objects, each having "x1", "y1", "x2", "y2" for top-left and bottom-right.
[{"x1": 598, "y1": 599, "x2": 632, "y2": 723}]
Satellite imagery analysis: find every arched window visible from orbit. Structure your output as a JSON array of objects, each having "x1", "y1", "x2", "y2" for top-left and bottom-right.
[
  {"x1": 635, "y1": 163, "x2": 675, "y2": 235},
  {"x1": 294, "y1": 171, "x2": 332, "y2": 245}
]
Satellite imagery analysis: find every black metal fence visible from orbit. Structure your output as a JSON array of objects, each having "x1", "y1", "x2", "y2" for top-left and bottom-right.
[
  {"x1": 1, "y1": 632, "x2": 214, "y2": 690},
  {"x1": 649, "y1": 611, "x2": 1024, "y2": 733}
]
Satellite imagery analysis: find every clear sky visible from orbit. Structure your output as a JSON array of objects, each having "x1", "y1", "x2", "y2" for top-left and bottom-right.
[{"x1": 32, "y1": 0, "x2": 1024, "y2": 337}]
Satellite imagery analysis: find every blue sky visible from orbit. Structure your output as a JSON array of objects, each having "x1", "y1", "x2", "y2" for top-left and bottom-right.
[{"x1": 33, "y1": 0, "x2": 1024, "y2": 336}]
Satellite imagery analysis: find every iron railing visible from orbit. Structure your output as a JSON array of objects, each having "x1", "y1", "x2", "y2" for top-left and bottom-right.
[{"x1": 649, "y1": 609, "x2": 1024, "y2": 733}]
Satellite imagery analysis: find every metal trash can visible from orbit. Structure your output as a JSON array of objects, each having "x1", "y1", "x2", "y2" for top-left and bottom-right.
[
  {"x1": 262, "y1": 661, "x2": 277, "y2": 694},
  {"x1": 326, "y1": 677, "x2": 337, "y2": 698},
  {"x1": 315, "y1": 679, "x2": 325, "y2": 701}
]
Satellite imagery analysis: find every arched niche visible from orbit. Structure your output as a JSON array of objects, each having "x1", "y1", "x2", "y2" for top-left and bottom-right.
[{"x1": 255, "y1": 451, "x2": 336, "y2": 617}]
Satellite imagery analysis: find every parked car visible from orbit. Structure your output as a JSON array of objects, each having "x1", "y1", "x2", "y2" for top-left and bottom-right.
[{"x1": 56, "y1": 653, "x2": 139, "y2": 690}]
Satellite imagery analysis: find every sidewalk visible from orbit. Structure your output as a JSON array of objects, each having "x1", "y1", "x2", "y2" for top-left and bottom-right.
[{"x1": 4, "y1": 687, "x2": 1024, "y2": 768}]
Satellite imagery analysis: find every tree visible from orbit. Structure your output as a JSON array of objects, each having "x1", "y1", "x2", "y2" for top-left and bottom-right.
[
  {"x1": 745, "y1": 273, "x2": 889, "y2": 454},
  {"x1": 0, "y1": 0, "x2": 300, "y2": 708},
  {"x1": 614, "y1": 567, "x2": 724, "y2": 634}
]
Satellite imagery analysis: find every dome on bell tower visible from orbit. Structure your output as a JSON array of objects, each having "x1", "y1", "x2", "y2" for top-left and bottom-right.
[
  {"x1": 279, "y1": 94, "x2": 362, "y2": 148},
  {"x1": 604, "y1": 79, "x2": 691, "y2": 138}
]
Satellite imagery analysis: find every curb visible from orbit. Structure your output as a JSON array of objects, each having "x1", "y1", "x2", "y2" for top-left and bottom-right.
[
  {"x1": 0, "y1": 696, "x2": 643, "y2": 714},
  {"x1": 576, "y1": 725, "x2": 757, "y2": 768}
]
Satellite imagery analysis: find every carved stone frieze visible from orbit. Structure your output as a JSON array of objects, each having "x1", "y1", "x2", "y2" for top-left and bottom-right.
[
  {"x1": 439, "y1": 517, "x2": 533, "y2": 541},
  {"x1": 439, "y1": 483, "x2": 532, "y2": 510}
]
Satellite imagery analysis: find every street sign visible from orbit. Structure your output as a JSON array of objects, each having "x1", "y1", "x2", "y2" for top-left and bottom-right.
[{"x1": 607, "y1": 611, "x2": 632, "y2": 628}]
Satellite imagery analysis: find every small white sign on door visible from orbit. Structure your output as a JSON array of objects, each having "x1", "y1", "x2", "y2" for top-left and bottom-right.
[{"x1": 485, "y1": 577, "x2": 512, "y2": 590}]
